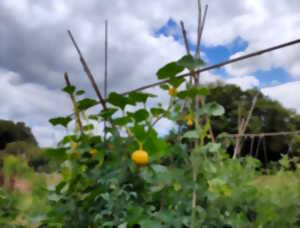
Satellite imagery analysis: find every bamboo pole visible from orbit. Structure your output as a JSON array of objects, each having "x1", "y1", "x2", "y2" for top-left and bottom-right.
[
  {"x1": 68, "y1": 30, "x2": 108, "y2": 111},
  {"x1": 233, "y1": 94, "x2": 258, "y2": 159},
  {"x1": 120, "y1": 38, "x2": 300, "y2": 97},
  {"x1": 68, "y1": 37, "x2": 300, "y2": 115},
  {"x1": 64, "y1": 72, "x2": 83, "y2": 134},
  {"x1": 104, "y1": 20, "x2": 108, "y2": 98},
  {"x1": 67, "y1": 30, "x2": 117, "y2": 132}
]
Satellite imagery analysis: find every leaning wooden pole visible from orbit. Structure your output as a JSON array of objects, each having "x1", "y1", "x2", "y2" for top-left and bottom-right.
[
  {"x1": 67, "y1": 30, "x2": 108, "y2": 111},
  {"x1": 233, "y1": 93, "x2": 258, "y2": 159},
  {"x1": 104, "y1": 20, "x2": 108, "y2": 98},
  {"x1": 120, "y1": 38, "x2": 300, "y2": 96},
  {"x1": 67, "y1": 30, "x2": 117, "y2": 132},
  {"x1": 104, "y1": 20, "x2": 108, "y2": 138},
  {"x1": 64, "y1": 72, "x2": 83, "y2": 134},
  {"x1": 68, "y1": 38, "x2": 300, "y2": 115}
]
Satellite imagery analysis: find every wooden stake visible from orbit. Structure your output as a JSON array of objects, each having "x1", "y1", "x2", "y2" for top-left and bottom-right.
[
  {"x1": 64, "y1": 72, "x2": 83, "y2": 134},
  {"x1": 233, "y1": 93, "x2": 258, "y2": 159},
  {"x1": 104, "y1": 20, "x2": 108, "y2": 98},
  {"x1": 67, "y1": 30, "x2": 117, "y2": 131}
]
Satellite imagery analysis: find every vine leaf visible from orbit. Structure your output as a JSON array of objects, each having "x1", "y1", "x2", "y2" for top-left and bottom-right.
[
  {"x1": 107, "y1": 92, "x2": 134, "y2": 110},
  {"x1": 49, "y1": 116, "x2": 72, "y2": 128},
  {"x1": 177, "y1": 54, "x2": 205, "y2": 70},
  {"x1": 157, "y1": 62, "x2": 185, "y2": 79},
  {"x1": 77, "y1": 98, "x2": 98, "y2": 111}
]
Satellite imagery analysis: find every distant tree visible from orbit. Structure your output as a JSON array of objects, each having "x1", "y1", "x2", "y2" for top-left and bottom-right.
[
  {"x1": 0, "y1": 120, "x2": 37, "y2": 150},
  {"x1": 205, "y1": 84, "x2": 300, "y2": 162}
]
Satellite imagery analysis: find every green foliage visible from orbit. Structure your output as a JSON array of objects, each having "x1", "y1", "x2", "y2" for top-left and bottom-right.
[
  {"x1": 2, "y1": 155, "x2": 32, "y2": 181},
  {"x1": 176, "y1": 54, "x2": 205, "y2": 70},
  {"x1": 49, "y1": 116, "x2": 72, "y2": 128},
  {"x1": 0, "y1": 156, "x2": 49, "y2": 227},
  {"x1": 77, "y1": 98, "x2": 98, "y2": 111},
  {"x1": 0, "y1": 187, "x2": 20, "y2": 227},
  {"x1": 39, "y1": 55, "x2": 300, "y2": 228},
  {"x1": 156, "y1": 62, "x2": 184, "y2": 79}
]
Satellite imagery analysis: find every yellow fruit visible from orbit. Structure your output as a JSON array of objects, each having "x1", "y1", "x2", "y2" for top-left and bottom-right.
[
  {"x1": 131, "y1": 149, "x2": 149, "y2": 166},
  {"x1": 71, "y1": 151, "x2": 79, "y2": 159},
  {"x1": 186, "y1": 118, "x2": 193, "y2": 127},
  {"x1": 168, "y1": 87, "x2": 177, "y2": 97},
  {"x1": 90, "y1": 148, "x2": 97, "y2": 157},
  {"x1": 184, "y1": 114, "x2": 194, "y2": 127}
]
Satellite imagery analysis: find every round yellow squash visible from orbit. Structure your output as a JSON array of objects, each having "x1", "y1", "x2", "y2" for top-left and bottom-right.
[{"x1": 131, "y1": 149, "x2": 149, "y2": 166}]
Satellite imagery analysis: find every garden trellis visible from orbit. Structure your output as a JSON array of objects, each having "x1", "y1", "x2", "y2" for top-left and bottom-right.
[
  {"x1": 39, "y1": 2, "x2": 300, "y2": 226},
  {"x1": 67, "y1": 33, "x2": 300, "y2": 102},
  {"x1": 65, "y1": 1, "x2": 300, "y2": 159}
]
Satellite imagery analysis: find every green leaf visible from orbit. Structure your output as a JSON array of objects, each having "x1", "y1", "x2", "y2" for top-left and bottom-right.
[
  {"x1": 100, "y1": 108, "x2": 118, "y2": 120},
  {"x1": 128, "y1": 91, "x2": 156, "y2": 104},
  {"x1": 177, "y1": 54, "x2": 205, "y2": 70},
  {"x1": 127, "y1": 207, "x2": 144, "y2": 226},
  {"x1": 177, "y1": 87, "x2": 209, "y2": 99},
  {"x1": 44, "y1": 148, "x2": 67, "y2": 160},
  {"x1": 49, "y1": 116, "x2": 72, "y2": 128},
  {"x1": 131, "y1": 125, "x2": 147, "y2": 142},
  {"x1": 139, "y1": 219, "x2": 165, "y2": 228},
  {"x1": 150, "y1": 107, "x2": 165, "y2": 117},
  {"x1": 168, "y1": 77, "x2": 185, "y2": 88},
  {"x1": 182, "y1": 130, "x2": 200, "y2": 139},
  {"x1": 107, "y1": 92, "x2": 134, "y2": 110},
  {"x1": 207, "y1": 143, "x2": 221, "y2": 153},
  {"x1": 151, "y1": 164, "x2": 168, "y2": 174},
  {"x1": 77, "y1": 98, "x2": 98, "y2": 111},
  {"x1": 132, "y1": 109, "x2": 149, "y2": 123},
  {"x1": 75, "y1": 90, "x2": 85, "y2": 96},
  {"x1": 113, "y1": 116, "x2": 132, "y2": 126},
  {"x1": 118, "y1": 223, "x2": 127, "y2": 228},
  {"x1": 88, "y1": 114, "x2": 99, "y2": 120},
  {"x1": 62, "y1": 85, "x2": 75, "y2": 95},
  {"x1": 199, "y1": 102, "x2": 225, "y2": 116},
  {"x1": 144, "y1": 130, "x2": 168, "y2": 160},
  {"x1": 157, "y1": 62, "x2": 185, "y2": 79},
  {"x1": 160, "y1": 84, "x2": 170, "y2": 90},
  {"x1": 83, "y1": 124, "x2": 94, "y2": 131}
]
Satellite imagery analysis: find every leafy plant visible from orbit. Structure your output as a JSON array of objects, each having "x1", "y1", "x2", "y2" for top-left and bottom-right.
[{"x1": 40, "y1": 54, "x2": 300, "y2": 228}]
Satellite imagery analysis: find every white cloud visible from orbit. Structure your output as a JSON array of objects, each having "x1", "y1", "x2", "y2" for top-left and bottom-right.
[
  {"x1": 226, "y1": 75, "x2": 259, "y2": 91},
  {"x1": 262, "y1": 81, "x2": 300, "y2": 113},
  {"x1": 1, "y1": 0, "x2": 300, "y2": 146},
  {"x1": 217, "y1": 0, "x2": 300, "y2": 78},
  {"x1": 0, "y1": 68, "x2": 72, "y2": 146}
]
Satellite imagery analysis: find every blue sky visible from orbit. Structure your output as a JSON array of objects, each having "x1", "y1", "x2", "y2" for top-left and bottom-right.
[{"x1": 154, "y1": 18, "x2": 293, "y2": 88}]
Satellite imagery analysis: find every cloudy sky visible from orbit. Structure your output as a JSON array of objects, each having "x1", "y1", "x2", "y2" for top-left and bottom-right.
[{"x1": 1, "y1": 0, "x2": 300, "y2": 147}]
